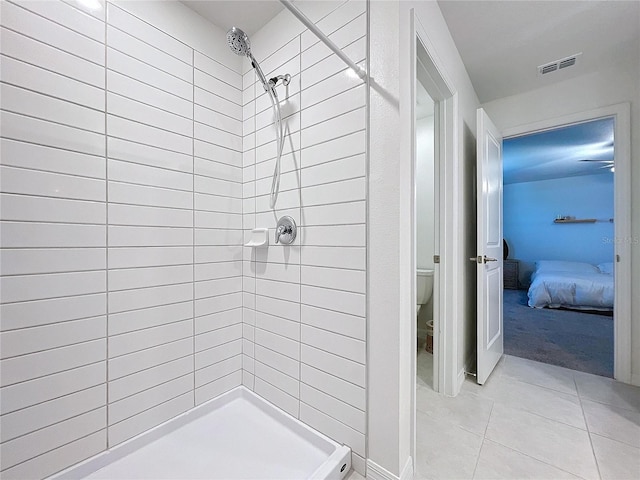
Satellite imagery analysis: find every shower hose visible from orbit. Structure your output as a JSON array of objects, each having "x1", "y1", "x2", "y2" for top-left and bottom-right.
[{"x1": 267, "y1": 85, "x2": 285, "y2": 209}]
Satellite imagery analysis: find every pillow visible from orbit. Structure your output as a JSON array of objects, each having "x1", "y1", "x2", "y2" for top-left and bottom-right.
[
  {"x1": 598, "y1": 262, "x2": 614, "y2": 274},
  {"x1": 534, "y1": 260, "x2": 599, "y2": 274}
]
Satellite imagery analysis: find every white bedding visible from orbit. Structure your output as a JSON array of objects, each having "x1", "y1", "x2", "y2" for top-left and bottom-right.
[{"x1": 527, "y1": 268, "x2": 614, "y2": 311}]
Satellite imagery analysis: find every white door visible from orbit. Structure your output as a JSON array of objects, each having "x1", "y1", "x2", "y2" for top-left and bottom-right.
[{"x1": 475, "y1": 108, "x2": 504, "y2": 384}]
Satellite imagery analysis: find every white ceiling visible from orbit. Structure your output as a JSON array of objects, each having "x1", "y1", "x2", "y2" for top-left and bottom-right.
[
  {"x1": 181, "y1": 0, "x2": 284, "y2": 36},
  {"x1": 438, "y1": 1, "x2": 638, "y2": 184},
  {"x1": 437, "y1": 0, "x2": 640, "y2": 103},
  {"x1": 504, "y1": 117, "x2": 614, "y2": 184}
]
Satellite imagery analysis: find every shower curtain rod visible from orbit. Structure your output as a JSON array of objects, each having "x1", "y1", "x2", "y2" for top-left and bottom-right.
[{"x1": 279, "y1": 0, "x2": 367, "y2": 81}]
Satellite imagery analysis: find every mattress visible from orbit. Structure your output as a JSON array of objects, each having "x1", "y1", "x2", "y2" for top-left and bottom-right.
[{"x1": 527, "y1": 268, "x2": 614, "y2": 311}]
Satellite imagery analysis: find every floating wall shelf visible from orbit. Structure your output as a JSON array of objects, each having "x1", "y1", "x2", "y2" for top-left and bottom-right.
[
  {"x1": 553, "y1": 218, "x2": 596, "y2": 224},
  {"x1": 553, "y1": 218, "x2": 613, "y2": 224}
]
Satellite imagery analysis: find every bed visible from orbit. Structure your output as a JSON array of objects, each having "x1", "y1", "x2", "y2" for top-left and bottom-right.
[{"x1": 527, "y1": 260, "x2": 614, "y2": 311}]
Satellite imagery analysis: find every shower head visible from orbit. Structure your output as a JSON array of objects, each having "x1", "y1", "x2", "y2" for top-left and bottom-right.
[
  {"x1": 227, "y1": 26, "x2": 271, "y2": 93},
  {"x1": 227, "y1": 27, "x2": 251, "y2": 56}
]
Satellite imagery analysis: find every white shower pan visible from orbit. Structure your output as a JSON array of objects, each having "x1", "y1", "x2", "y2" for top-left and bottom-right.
[{"x1": 51, "y1": 387, "x2": 351, "y2": 480}]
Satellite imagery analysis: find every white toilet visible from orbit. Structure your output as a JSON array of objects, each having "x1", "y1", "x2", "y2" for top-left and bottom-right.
[{"x1": 416, "y1": 268, "x2": 434, "y2": 315}]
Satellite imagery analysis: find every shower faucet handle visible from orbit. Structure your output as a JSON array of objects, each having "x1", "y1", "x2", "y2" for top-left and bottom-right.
[
  {"x1": 275, "y1": 216, "x2": 297, "y2": 245},
  {"x1": 275, "y1": 225, "x2": 286, "y2": 244}
]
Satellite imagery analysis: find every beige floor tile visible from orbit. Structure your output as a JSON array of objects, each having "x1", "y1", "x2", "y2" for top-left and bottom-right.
[
  {"x1": 476, "y1": 374, "x2": 586, "y2": 429},
  {"x1": 415, "y1": 410, "x2": 483, "y2": 480},
  {"x1": 485, "y1": 403, "x2": 599, "y2": 479},
  {"x1": 501, "y1": 355, "x2": 578, "y2": 395},
  {"x1": 461, "y1": 356, "x2": 506, "y2": 396},
  {"x1": 591, "y1": 434, "x2": 640, "y2": 480},
  {"x1": 417, "y1": 349, "x2": 434, "y2": 389},
  {"x1": 582, "y1": 399, "x2": 640, "y2": 448},
  {"x1": 417, "y1": 386, "x2": 494, "y2": 436},
  {"x1": 344, "y1": 469, "x2": 365, "y2": 480},
  {"x1": 574, "y1": 371, "x2": 640, "y2": 412},
  {"x1": 473, "y1": 439, "x2": 581, "y2": 479}
]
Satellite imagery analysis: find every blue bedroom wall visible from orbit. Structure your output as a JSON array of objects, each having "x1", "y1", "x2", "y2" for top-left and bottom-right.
[{"x1": 503, "y1": 173, "x2": 615, "y2": 286}]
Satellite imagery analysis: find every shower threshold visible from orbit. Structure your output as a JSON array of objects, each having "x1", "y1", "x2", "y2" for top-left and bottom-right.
[{"x1": 50, "y1": 387, "x2": 351, "y2": 480}]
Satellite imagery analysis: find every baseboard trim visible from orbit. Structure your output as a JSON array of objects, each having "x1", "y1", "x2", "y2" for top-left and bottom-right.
[
  {"x1": 400, "y1": 457, "x2": 413, "y2": 480},
  {"x1": 366, "y1": 457, "x2": 413, "y2": 480},
  {"x1": 456, "y1": 367, "x2": 466, "y2": 394}
]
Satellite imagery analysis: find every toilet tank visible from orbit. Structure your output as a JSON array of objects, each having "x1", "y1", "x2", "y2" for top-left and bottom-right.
[{"x1": 417, "y1": 268, "x2": 434, "y2": 305}]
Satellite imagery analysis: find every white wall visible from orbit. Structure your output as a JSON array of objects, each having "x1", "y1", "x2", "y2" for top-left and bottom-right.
[
  {"x1": 368, "y1": 0, "x2": 480, "y2": 476},
  {"x1": 0, "y1": 1, "x2": 244, "y2": 477},
  {"x1": 416, "y1": 115, "x2": 435, "y2": 270},
  {"x1": 240, "y1": 1, "x2": 368, "y2": 474},
  {"x1": 482, "y1": 61, "x2": 640, "y2": 383},
  {"x1": 504, "y1": 174, "x2": 615, "y2": 285}
]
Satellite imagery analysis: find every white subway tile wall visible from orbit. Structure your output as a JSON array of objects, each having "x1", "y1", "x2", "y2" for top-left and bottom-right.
[
  {"x1": 0, "y1": 1, "x2": 107, "y2": 478},
  {"x1": 0, "y1": 0, "x2": 367, "y2": 477},
  {"x1": 0, "y1": 0, "x2": 242, "y2": 477},
  {"x1": 243, "y1": 1, "x2": 367, "y2": 473}
]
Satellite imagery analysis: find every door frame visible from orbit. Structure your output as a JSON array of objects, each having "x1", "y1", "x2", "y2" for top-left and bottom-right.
[
  {"x1": 502, "y1": 103, "x2": 632, "y2": 383},
  {"x1": 402, "y1": 8, "x2": 460, "y2": 468}
]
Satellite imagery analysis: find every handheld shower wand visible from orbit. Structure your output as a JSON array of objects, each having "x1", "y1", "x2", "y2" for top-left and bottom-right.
[{"x1": 226, "y1": 27, "x2": 289, "y2": 208}]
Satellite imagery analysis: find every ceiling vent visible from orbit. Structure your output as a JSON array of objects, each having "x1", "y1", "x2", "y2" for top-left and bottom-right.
[{"x1": 538, "y1": 53, "x2": 582, "y2": 76}]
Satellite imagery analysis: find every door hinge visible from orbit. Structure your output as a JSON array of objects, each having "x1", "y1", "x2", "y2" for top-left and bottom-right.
[
  {"x1": 433, "y1": 255, "x2": 440, "y2": 264},
  {"x1": 616, "y1": 254, "x2": 621, "y2": 262}
]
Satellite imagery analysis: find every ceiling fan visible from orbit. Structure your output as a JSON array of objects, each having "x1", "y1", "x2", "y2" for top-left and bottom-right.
[{"x1": 578, "y1": 159, "x2": 615, "y2": 171}]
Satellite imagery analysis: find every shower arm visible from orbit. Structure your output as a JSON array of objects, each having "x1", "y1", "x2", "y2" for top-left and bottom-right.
[{"x1": 279, "y1": 0, "x2": 367, "y2": 81}]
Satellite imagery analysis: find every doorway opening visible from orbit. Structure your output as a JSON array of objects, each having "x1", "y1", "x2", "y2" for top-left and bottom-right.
[
  {"x1": 495, "y1": 103, "x2": 632, "y2": 384},
  {"x1": 415, "y1": 70, "x2": 437, "y2": 391},
  {"x1": 502, "y1": 117, "x2": 615, "y2": 377},
  {"x1": 405, "y1": 11, "x2": 460, "y2": 472}
]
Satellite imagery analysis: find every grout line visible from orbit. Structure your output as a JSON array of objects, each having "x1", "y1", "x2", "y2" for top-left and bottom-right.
[
  {"x1": 108, "y1": 387, "x2": 193, "y2": 429},
  {"x1": 0, "y1": 424, "x2": 107, "y2": 474},
  {"x1": 0, "y1": 218, "x2": 105, "y2": 227},
  {"x1": 470, "y1": 437, "x2": 486, "y2": 479},
  {"x1": 106, "y1": 21, "x2": 192, "y2": 68},
  {"x1": 107, "y1": 89, "x2": 194, "y2": 122},
  {"x1": 195, "y1": 335, "x2": 243, "y2": 355},
  {"x1": 192, "y1": 48, "x2": 197, "y2": 407},
  {"x1": 2, "y1": 0, "x2": 104, "y2": 62},
  {"x1": 193, "y1": 353, "x2": 243, "y2": 375},
  {"x1": 0, "y1": 162, "x2": 107, "y2": 182},
  {"x1": 106, "y1": 67, "x2": 192, "y2": 107},
  {"x1": 0, "y1": 356, "x2": 106, "y2": 395},
  {"x1": 0, "y1": 340, "x2": 106, "y2": 379},
  {"x1": 104, "y1": 4, "x2": 110, "y2": 436},
  {"x1": 4, "y1": 0, "x2": 104, "y2": 51},
  {"x1": 109, "y1": 353, "x2": 193, "y2": 385},
  {"x1": 575, "y1": 376, "x2": 604, "y2": 480},
  {"x1": 0, "y1": 389, "x2": 104, "y2": 444},
  {"x1": 0, "y1": 51, "x2": 101, "y2": 90},
  {"x1": 1, "y1": 107, "x2": 105, "y2": 136},
  {"x1": 0, "y1": 136, "x2": 104, "y2": 161},
  {"x1": 107, "y1": 111, "x2": 197, "y2": 141},
  {"x1": 194, "y1": 367, "x2": 243, "y2": 392},
  {"x1": 193, "y1": 65, "x2": 243, "y2": 93},
  {"x1": 1, "y1": 80, "x2": 105, "y2": 114},
  {"x1": 0, "y1": 311, "x2": 107, "y2": 334},
  {"x1": 299, "y1": 379, "x2": 365, "y2": 414},
  {"x1": 299, "y1": 401, "x2": 363, "y2": 435},
  {"x1": 106, "y1": 44, "x2": 193, "y2": 86}
]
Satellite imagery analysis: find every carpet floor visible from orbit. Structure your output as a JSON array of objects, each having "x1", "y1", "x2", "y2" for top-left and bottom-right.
[{"x1": 503, "y1": 289, "x2": 613, "y2": 377}]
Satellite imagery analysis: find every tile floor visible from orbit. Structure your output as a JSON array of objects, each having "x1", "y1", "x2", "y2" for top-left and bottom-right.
[{"x1": 415, "y1": 354, "x2": 640, "y2": 480}]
